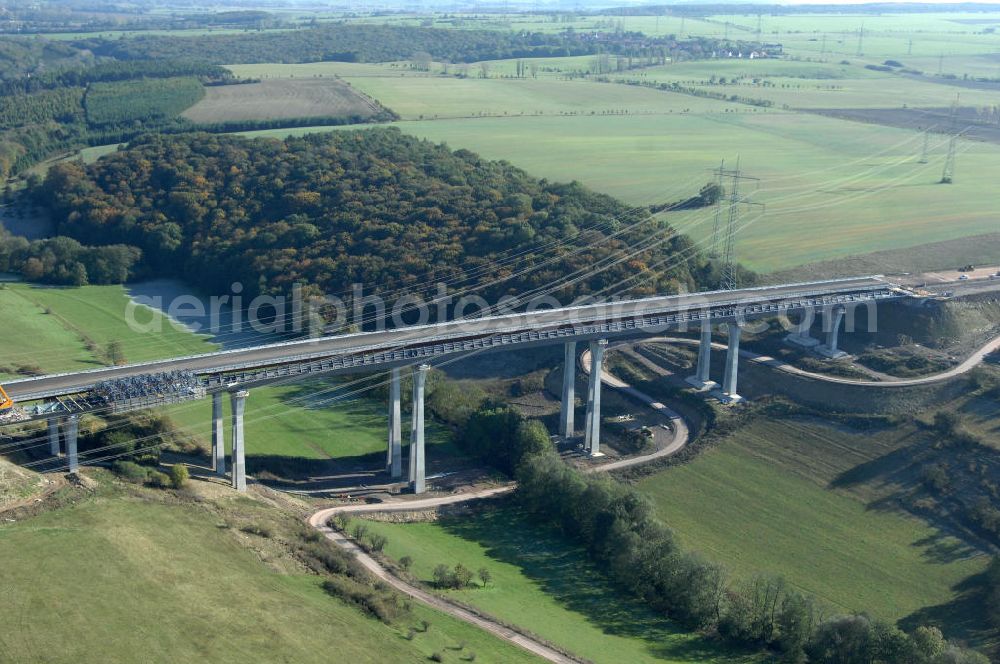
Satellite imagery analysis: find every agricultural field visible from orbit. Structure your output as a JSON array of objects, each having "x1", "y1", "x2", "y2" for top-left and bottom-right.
[
  {"x1": 84, "y1": 77, "x2": 205, "y2": 126},
  {"x1": 0, "y1": 284, "x2": 216, "y2": 380},
  {"x1": 182, "y1": 78, "x2": 382, "y2": 124},
  {"x1": 637, "y1": 416, "x2": 991, "y2": 637},
  {"x1": 392, "y1": 112, "x2": 1000, "y2": 273},
  {"x1": 357, "y1": 505, "x2": 763, "y2": 664},
  {"x1": 227, "y1": 64, "x2": 747, "y2": 119},
  {"x1": 0, "y1": 487, "x2": 538, "y2": 664},
  {"x1": 612, "y1": 59, "x2": 1000, "y2": 109}
]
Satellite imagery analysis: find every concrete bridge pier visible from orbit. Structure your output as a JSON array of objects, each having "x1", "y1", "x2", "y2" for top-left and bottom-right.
[
  {"x1": 387, "y1": 368, "x2": 402, "y2": 480},
  {"x1": 560, "y1": 342, "x2": 576, "y2": 438},
  {"x1": 584, "y1": 340, "x2": 606, "y2": 458},
  {"x1": 65, "y1": 414, "x2": 79, "y2": 474},
  {"x1": 211, "y1": 392, "x2": 226, "y2": 476},
  {"x1": 230, "y1": 390, "x2": 249, "y2": 492},
  {"x1": 48, "y1": 416, "x2": 61, "y2": 456},
  {"x1": 785, "y1": 308, "x2": 820, "y2": 349},
  {"x1": 817, "y1": 306, "x2": 848, "y2": 359},
  {"x1": 686, "y1": 319, "x2": 719, "y2": 390},
  {"x1": 408, "y1": 364, "x2": 429, "y2": 494},
  {"x1": 716, "y1": 323, "x2": 744, "y2": 404}
]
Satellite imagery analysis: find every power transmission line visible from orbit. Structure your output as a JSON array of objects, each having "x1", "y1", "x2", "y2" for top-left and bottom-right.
[
  {"x1": 941, "y1": 98, "x2": 959, "y2": 184},
  {"x1": 708, "y1": 159, "x2": 726, "y2": 258}
]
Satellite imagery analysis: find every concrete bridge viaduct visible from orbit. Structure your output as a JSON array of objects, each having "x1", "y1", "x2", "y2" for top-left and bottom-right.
[{"x1": 3, "y1": 277, "x2": 903, "y2": 494}]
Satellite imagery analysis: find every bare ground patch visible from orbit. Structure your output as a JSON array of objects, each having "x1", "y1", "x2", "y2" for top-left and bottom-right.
[
  {"x1": 808, "y1": 106, "x2": 1000, "y2": 144},
  {"x1": 182, "y1": 78, "x2": 382, "y2": 124}
]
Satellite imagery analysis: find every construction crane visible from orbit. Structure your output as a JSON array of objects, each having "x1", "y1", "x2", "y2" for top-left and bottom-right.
[{"x1": 0, "y1": 385, "x2": 13, "y2": 410}]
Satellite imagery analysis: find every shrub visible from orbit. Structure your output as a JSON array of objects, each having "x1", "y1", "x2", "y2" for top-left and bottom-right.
[
  {"x1": 399, "y1": 555, "x2": 413, "y2": 570},
  {"x1": 111, "y1": 460, "x2": 148, "y2": 483},
  {"x1": 145, "y1": 470, "x2": 171, "y2": 488},
  {"x1": 169, "y1": 464, "x2": 189, "y2": 489},
  {"x1": 320, "y1": 577, "x2": 407, "y2": 624},
  {"x1": 368, "y1": 533, "x2": 388, "y2": 553},
  {"x1": 351, "y1": 523, "x2": 369, "y2": 541},
  {"x1": 240, "y1": 523, "x2": 273, "y2": 538},
  {"x1": 430, "y1": 653, "x2": 444, "y2": 662}
]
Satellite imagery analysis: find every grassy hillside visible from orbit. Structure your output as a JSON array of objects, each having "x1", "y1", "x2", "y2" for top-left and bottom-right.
[
  {"x1": 637, "y1": 416, "x2": 990, "y2": 637},
  {"x1": 0, "y1": 482, "x2": 541, "y2": 664},
  {"x1": 0, "y1": 283, "x2": 216, "y2": 380},
  {"x1": 356, "y1": 505, "x2": 763, "y2": 664}
]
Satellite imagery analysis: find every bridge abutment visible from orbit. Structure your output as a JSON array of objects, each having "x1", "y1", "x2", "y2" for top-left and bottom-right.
[
  {"x1": 584, "y1": 340, "x2": 606, "y2": 457},
  {"x1": 408, "y1": 364, "x2": 429, "y2": 494},
  {"x1": 560, "y1": 342, "x2": 576, "y2": 438},
  {"x1": 387, "y1": 368, "x2": 402, "y2": 480},
  {"x1": 212, "y1": 392, "x2": 226, "y2": 476},
  {"x1": 230, "y1": 390, "x2": 249, "y2": 492}
]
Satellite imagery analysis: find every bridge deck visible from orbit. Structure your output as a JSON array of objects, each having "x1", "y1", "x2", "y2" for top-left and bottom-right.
[{"x1": 5, "y1": 277, "x2": 897, "y2": 402}]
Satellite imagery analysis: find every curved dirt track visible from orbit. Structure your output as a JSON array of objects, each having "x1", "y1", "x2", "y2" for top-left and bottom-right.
[
  {"x1": 643, "y1": 333, "x2": 1000, "y2": 388},
  {"x1": 308, "y1": 359, "x2": 691, "y2": 663}
]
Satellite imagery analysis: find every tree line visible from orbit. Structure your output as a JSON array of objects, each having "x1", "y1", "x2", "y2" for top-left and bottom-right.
[
  {"x1": 71, "y1": 24, "x2": 757, "y2": 67},
  {"x1": 514, "y1": 448, "x2": 988, "y2": 663},
  {"x1": 36, "y1": 128, "x2": 716, "y2": 319},
  {"x1": 0, "y1": 227, "x2": 141, "y2": 286}
]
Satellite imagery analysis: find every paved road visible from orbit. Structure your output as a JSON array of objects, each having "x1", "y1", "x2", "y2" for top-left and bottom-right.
[
  {"x1": 5, "y1": 276, "x2": 891, "y2": 401},
  {"x1": 307, "y1": 360, "x2": 693, "y2": 663}
]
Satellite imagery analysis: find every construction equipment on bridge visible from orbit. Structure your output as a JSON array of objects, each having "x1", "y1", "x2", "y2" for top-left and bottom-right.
[
  {"x1": 0, "y1": 385, "x2": 12, "y2": 410},
  {"x1": 93, "y1": 371, "x2": 205, "y2": 414}
]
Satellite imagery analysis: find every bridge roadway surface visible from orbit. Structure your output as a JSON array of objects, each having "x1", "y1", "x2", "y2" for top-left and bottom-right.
[{"x1": 5, "y1": 276, "x2": 894, "y2": 402}]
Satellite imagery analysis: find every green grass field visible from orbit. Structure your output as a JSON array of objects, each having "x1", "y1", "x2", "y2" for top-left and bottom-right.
[
  {"x1": 161, "y1": 379, "x2": 456, "y2": 465},
  {"x1": 0, "y1": 490, "x2": 539, "y2": 664},
  {"x1": 227, "y1": 64, "x2": 746, "y2": 119},
  {"x1": 637, "y1": 417, "x2": 990, "y2": 629},
  {"x1": 392, "y1": 112, "x2": 1000, "y2": 272},
  {"x1": 0, "y1": 284, "x2": 216, "y2": 380},
  {"x1": 357, "y1": 505, "x2": 762, "y2": 664}
]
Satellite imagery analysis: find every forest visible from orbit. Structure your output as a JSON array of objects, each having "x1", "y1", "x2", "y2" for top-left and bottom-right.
[
  {"x1": 35, "y1": 128, "x2": 716, "y2": 321},
  {"x1": 76, "y1": 24, "x2": 761, "y2": 66},
  {"x1": 0, "y1": 226, "x2": 141, "y2": 286}
]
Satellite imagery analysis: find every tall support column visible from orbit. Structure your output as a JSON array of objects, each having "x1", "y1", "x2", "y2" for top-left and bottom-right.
[
  {"x1": 212, "y1": 392, "x2": 226, "y2": 476},
  {"x1": 408, "y1": 364, "x2": 429, "y2": 494},
  {"x1": 48, "y1": 416, "x2": 61, "y2": 456},
  {"x1": 720, "y1": 322, "x2": 743, "y2": 403},
  {"x1": 387, "y1": 368, "x2": 402, "y2": 480},
  {"x1": 785, "y1": 308, "x2": 819, "y2": 348},
  {"x1": 584, "y1": 340, "x2": 607, "y2": 458},
  {"x1": 817, "y1": 306, "x2": 848, "y2": 359},
  {"x1": 559, "y1": 342, "x2": 577, "y2": 438},
  {"x1": 230, "y1": 390, "x2": 249, "y2": 492},
  {"x1": 65, "y1": 415, "x2": 79, "y2": 474},
  {"x1": 686, "y1": 319, "x2": 718, "y2": 390}
]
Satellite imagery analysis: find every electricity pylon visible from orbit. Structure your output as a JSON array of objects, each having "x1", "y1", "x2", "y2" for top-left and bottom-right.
[
  {"x1": 941, "y1": 99, "x2": 959, "y2": 184},
  {"x1": 918, "y1": 130, "x2": 930, "y2": 164},
  {"x1": 717, "y1": 159, "x2": 762, "y2": 291}
]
